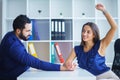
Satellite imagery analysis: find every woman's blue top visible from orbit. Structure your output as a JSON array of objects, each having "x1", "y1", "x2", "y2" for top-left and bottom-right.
[{"x1": 74, "y1": 41, "x2": 110, "y2": 75}]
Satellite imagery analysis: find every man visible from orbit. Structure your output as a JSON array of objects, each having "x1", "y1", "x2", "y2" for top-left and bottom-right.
[{"x1": 0, "y1": 15, "x2": 76, "y2": 80}]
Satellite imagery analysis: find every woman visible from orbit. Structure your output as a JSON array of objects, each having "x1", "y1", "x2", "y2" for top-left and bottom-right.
[{"x1": 64, "y1": 3, "x2": 120, "y2": 80}]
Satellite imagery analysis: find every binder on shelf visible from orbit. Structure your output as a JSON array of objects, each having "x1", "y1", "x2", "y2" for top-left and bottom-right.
[
  {"x1": 51, "y1": 42, "x2": 55, "y2": 63},
  {"x1": 51, "y1": 19, "x2": 66, "y2": 40},
  {"x1": 28, "y1": 43, "x2": 38, "y2": 58},
  {"x1": 61, "y1": 21, "x2": 65, "y2": 40},
  {"x1": 54, "y1": 21, "x2": 58, "y2": 40},
  {"x1": 31, "y1": 19, "x2": 40, "y2": 40},
  {"x1": 58, "y1": 21, "x2": 62, "y2": 40},
  {"x1": 51, "y1": 21, "x2": 55, "y2": 40},
  {"x1": 54, "y1": 42, "x2": 64, "y2": 63}
]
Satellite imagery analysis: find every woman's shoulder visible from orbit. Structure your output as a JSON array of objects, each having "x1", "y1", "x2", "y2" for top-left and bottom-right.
[
  {"x1": 74, "y1": 45, "x2": 83, "y2": 53},
  {"x1": 74, "y1": 45, "x2": 82, "y2": 49},
  {"x1": 94, "y1": 40, "x2": 101, "y2": 48}
]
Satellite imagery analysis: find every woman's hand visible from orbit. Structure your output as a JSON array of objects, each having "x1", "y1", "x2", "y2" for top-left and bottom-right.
[
  {"x1": 61, "y1": 48, "x2": 77, "y2": 71},
  {"x1": 96, "y1": 3, "x2": 106, "y2": 12},
  {"x1": 60, "y1": 62, "x2": 76, "y2": 71}
]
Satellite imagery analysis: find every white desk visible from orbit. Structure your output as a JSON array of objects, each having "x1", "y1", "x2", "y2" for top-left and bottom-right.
[{"x1": 18, "y1": 68, "x2": 96, "y2": 80}]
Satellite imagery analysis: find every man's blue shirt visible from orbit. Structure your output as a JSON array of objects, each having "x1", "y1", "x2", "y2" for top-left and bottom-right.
[{"x1": 0, "y1": 31, "x2": 60, "y2": 79}]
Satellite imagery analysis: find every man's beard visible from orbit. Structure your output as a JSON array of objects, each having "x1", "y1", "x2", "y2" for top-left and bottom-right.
[{"x1": 19, "y1": 32, "x2": 28, "y2": 41}]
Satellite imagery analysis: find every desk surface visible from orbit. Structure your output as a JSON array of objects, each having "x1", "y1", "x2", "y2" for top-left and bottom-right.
[{"x1": 18, "y1": 68, "x2": 96, "y2": 80}]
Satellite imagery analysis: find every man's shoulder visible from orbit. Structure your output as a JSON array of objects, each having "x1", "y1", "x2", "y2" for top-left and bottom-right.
[
  {"x1": 5, "y1": 31, "x2": 17, "y2": 40},
  {"x1": 6, "y1": 31, "x2": 14, "y2": 36},
  {"x1": 1, "y1": 31, "x2": 18, "y2": 45}
]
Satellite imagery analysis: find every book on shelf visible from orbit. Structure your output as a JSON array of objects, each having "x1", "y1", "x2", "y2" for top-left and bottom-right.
[
  {"x1": 29, "y1": 19, "x2": 40, "y2": 40},
  {"x1": 51, "y1": 42, "x2": 55, "y2": 63},
  {"x1": 28, "y1": 20, "x2": 34, "y2": 40},
  {"x1": 28, "y1": 35, "x2": 33, "y2": 40},
  {"x1": 28, "y1": 43, "x2": 38, "y2": 58},
  {"x1": 54, "y1": 42, "x2": 64, "y2": 63}
]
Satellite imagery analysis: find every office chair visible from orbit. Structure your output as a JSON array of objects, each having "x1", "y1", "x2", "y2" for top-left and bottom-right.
[{"x1": 112, "y1": 39, "x2": 120, "y2": 78}]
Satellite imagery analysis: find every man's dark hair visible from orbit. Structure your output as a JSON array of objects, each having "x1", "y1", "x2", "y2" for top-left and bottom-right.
[{"x1": 13, "y1": 15, "x2": 31, "y2": 31}]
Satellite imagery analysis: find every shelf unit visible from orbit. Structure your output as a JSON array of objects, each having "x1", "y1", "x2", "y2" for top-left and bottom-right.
[{"x1": 1, "y1": 0, "x2": 120, "y2": 64}]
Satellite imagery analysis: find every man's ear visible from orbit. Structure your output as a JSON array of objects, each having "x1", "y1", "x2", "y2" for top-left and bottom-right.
[{"x1": 16, "y1": 29, "x2": 21, "y2": 34}]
